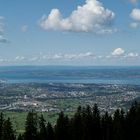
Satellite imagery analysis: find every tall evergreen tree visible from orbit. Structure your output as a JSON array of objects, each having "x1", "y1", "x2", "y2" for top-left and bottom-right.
[
  {"x1": 1, "y1": 118, "x2": 16, "y2": 140},
  {"x1": 71, "y1": 106, "x2": 83, "y2": 140},
  {"x1": 101, "y1": 111, "x2": 113, "y2": 140},
  {"x1": 39, "y1": 114, "x2": 47, "y2": 140},
  {"x1": 113, "y1": 109, "x2": 125, "y2": 140},
  {"x1": 0, "y1": 112, "x2": 4, "y2": 140},
  {"x1": 55, "y1": 112, "x2": 70, "y2": 140},
  {"x1": 46, "y1": 122, "x2": 54, "y2": 140},
  {"x1": 81, "y1": 105, "x2": 93, "y2": 140},
  {"x1": 17, "y1": 134, "x2": 24, "y2": 140},
  {"x1": 92, "y1": 104, "x2": 101, "y2": 140},
  {"x1": 24, "y1": 111, "x2": 38, "y2": 140},
  {"x1": 125, "y1": 102, "x2": 140, "y2": 140},
  {"x1": 135, "y1": 102, "x2": 140, "y2": 140}
]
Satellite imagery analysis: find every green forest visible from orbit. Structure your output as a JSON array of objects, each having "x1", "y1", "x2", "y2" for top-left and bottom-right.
[{"x1": 0, "y1": 102, "x2": 140, "y2": 140}]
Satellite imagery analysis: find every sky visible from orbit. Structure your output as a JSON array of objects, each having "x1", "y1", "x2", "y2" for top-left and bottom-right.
[{"x1": 0, "y1": 0, "x2": 140, "y2": 66}]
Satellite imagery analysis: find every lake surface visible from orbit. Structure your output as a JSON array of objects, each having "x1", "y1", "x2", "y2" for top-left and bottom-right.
[{"x1": 0, "y1": 66, "x2": 140, "y2": 85}]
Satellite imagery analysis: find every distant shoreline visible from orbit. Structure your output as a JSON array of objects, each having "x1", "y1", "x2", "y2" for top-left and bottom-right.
[{"x1": 0, "y1": 66, "x2": 140, "y2": 85}]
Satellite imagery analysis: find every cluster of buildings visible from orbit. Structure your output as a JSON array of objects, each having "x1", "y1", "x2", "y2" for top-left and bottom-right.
[{"x1": 0, "y1": 83, "x2": 140, "y2": 114}]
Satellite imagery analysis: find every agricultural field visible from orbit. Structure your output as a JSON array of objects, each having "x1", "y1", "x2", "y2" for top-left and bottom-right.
[{"x1": 4, "y1": 111, "x2": 74, "y2": 133}]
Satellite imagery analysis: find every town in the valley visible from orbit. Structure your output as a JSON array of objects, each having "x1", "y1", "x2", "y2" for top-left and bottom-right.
[{"x1": 0, "y1": 82, "x2": 140, "y2": 114}]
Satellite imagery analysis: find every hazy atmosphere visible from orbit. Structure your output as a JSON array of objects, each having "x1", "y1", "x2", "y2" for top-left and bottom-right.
[
  {"x1": 0, "y1": 0, "x2": 140, "y2": 66},
  {"x1": 1, "y1": 1, "x2": 140, "y2": 140}
]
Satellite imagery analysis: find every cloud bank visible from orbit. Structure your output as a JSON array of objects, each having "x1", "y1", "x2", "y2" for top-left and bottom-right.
[
  {"x1": 39, "y1": 0, "x2": 115, "y2": 34},
  {"x1": 110, "y1": 48, "x2": 139, "y2": 59},
  {"x1": 0, "y1": 48, "x2": 139, "y2": 64}
]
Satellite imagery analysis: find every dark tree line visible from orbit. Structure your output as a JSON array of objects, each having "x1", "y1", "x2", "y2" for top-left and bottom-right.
[
  {"x1": 0, "y1": 113, "x2": 16, "y2": 140},
  {"x1": 1, "y1": 102, "x2": 140, "y2": 140}
]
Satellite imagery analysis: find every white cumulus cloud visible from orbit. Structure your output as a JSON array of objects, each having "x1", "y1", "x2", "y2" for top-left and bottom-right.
[
  {"x1": 39, "y1": 0, "x2": 115, "y2": 33},
  {"x1": 130, "y1": 9, "x2": 140, "y2": 21},
  {"x1": 15, "y1": 56, "x2": 25, "y2": 61},
  {"x1": 112, "y1": 48, "x2": 125, "y2": 56},
  {"x1": 111, "y1": 48, "x2": 140, "y2": 59},
  {"x1": 126, "y1": 52, "x2": 139, "y2": 58}
]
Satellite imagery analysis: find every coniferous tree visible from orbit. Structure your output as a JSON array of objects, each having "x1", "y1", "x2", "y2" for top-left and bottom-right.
[
  {"x1": 55, "y1": 112, "x2": 70, "y2": 140},
  {"x1": 125, "y1": 102, "x2": 140, "y2": 140},
  {"x1": 39, "y1": 114, "x2": 47, "y2": 140},
  {"x1": 135, "y1": 102, "x2": 140, "y2": 140},
  {"x1": 92, "y1": 104, "x2": 101, "y2": 140},
  {"x1": 71, "y1": 106, "x2": 83, "y2": 140},
  {"x1": 101, "y1": 111, "x2": 113, "y2": 140},
  {"x1": 17, "y1": 134, "x2": 24, "y2": 140},
  {"x1": 0, "y1": 112, "x2": 4, "y2": 140},
  {"x1": 113, "y1": 109, "x2": 125, "y2": 140},
  {"x1": 46, "y1": 122, "x2": 54, "y2": 140},
  {"x1": 125, "y1": 104, "x2": 136, "y2": 140},
  {"x1": 24, "y1": 111, "x2": 38, "y2": 140},
  {"x1": 1, "y1": 118, "x2": 16, "y2": 140},
  {"x1": 81, "y1": 105, "x2": 93, "y2": 140}
]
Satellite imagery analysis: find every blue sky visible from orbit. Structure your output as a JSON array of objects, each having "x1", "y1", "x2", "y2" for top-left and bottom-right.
[{"x1": 0, "y1": 0, "x2": 140, "y2": 66}]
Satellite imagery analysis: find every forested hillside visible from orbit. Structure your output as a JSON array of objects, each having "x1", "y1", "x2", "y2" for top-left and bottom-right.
[{"x1": 0, "y1": 102, "x2": 140, "y2": 140}]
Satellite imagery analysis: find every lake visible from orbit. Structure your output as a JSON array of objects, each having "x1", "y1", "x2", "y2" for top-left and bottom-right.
[{"x1": 0, "y1": 66, "x2": 140, "y2": 85}]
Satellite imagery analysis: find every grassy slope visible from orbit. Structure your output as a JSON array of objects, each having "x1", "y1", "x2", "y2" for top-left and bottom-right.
[{"x1": 4, "y1": 111, "x2": 74, "y2": 134}]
